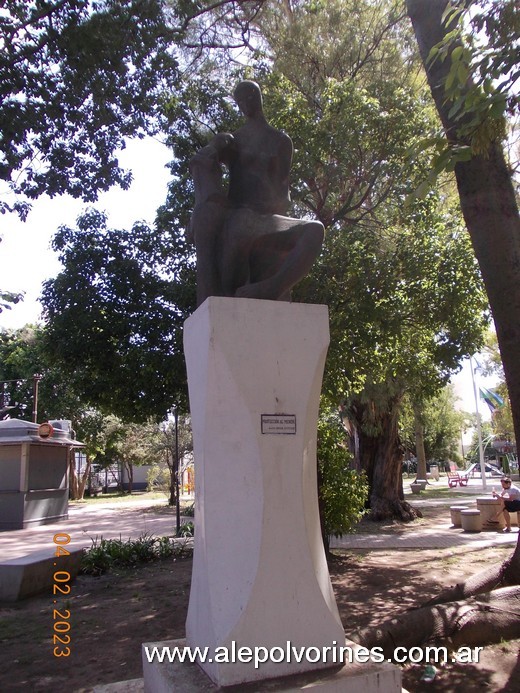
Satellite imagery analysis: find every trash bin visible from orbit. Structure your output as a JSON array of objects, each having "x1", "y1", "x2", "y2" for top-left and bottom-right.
[{"x1": 429, "y1": 464, "x2": 439, "y2": 481}]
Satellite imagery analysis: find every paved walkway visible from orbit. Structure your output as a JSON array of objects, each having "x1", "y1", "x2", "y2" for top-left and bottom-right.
[
  {"x1": 332, "y1": 479, "x2": 519, "y2": 550},
  {"x1": 0, "y1": 497, "x2": 189, "y2": 562},
  {"x1": 1, "y1": 480, "x2": 518, "y2": 562}
]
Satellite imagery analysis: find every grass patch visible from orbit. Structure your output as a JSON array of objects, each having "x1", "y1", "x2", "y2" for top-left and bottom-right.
[
  {"x1": 70, "y1": 491, "x2": 167, "y2": 505},
  {"x1": 420, "y1": 486, "x2": 471, "y2": 498}
]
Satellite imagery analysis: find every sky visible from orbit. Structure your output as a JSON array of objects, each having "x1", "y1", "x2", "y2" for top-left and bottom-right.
[
  {"x1": 0, "y1": 136, "x2": 171, "y2": 330},
  {"x1": 451, "y1": 358, "x2": 496, "y2": 425}
]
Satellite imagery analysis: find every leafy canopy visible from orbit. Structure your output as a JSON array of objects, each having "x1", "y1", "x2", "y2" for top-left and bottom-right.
[
  {"x1": 41, "y1": 209, "x2": 192, "y2": 421},
  {"x1": 0, "y1": 0, "x2": 181, "y2": 218}
]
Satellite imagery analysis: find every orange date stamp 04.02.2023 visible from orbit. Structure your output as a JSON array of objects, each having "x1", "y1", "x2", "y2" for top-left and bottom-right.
[{"x1": 51, "y1": 532, "x2": 72, "y2": 657}]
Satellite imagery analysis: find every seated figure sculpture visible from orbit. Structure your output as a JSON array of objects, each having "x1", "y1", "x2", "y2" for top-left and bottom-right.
[{"x1": 188, "y1": 80, "x2": 324, "y2": 306}]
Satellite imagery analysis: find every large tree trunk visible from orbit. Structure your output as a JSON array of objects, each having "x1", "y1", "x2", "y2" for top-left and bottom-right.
[
  {"x1": 406, "y1": 0, "x2": 520, "y2": 448},
  {"x1": 349, "y1": 394, "x2": 421, "y2": 521}
]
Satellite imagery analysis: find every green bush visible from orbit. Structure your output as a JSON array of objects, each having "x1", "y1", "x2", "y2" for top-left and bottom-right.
[
  {"x1": 178, "y1": 521, "x2": 194, "y2": 536},
  {"x1": 80, "y1": 533, "x2": 193, "y2": 575},
  {"x1": 318, "y1": 409, "x2": 368, "y2": 546},
  {"x1": 183, "y1": 502, "x2": 195, "y2": 517}
]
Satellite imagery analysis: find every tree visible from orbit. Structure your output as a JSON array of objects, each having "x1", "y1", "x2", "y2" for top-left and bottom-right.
[
  {"x1": 148, "y1": 414, "x2": 193, "y2": 506},
  {"x1": 41, "y1": 0, "x2": 489, "y2": 518},
  {"x1": 297, "y1": 191, "x2": 487, "y2": 519},
  {"x1": 400, "y1": 387, "x2": 467, "y2": 468},
  {"x1": 478, "y1": 332, "x2": 515, "y2": 446},
  {"x1": 69, "y1": 410, "x2": 123, "y2": 500},
  {"x1": 0, "y1": 0, "x2": 180, "y2": 219},
  {"x1": 0, "y1": 0, "x2": 264, "y2": 218},
  {"x1": 250, "y1": 0, "x2": 489, "y2": 520},
  {"x1": 0, "y1": 324, "x2": 131, "y2": 498},
  {"x1": 0, "y1": 323, "x2": 88, "y2": 422},
  {"x1": 0, "y1": 1, "x2": 265, "y2": 316},
  {"x1": 110, "y1": 420, "x2": 155, "y2": 493},
  {"x1": 405, "y1": 0, "x2": 520, "y2": 470},
  {"x1": 361, "y1": 0, "x2": 520, "y2": 644},
  {"x1": 41, "y1": 209, "x2": 191, "y2": 421}
]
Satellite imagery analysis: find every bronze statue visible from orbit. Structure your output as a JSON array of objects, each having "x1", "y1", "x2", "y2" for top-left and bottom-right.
[{"x1": 188, "y1": 80, "x2": 324, "y2": 306}]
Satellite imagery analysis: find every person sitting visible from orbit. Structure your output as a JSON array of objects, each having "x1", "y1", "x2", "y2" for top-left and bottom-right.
[{"x1": 489, "y1": 476, "x2": 520, "y2": 532}]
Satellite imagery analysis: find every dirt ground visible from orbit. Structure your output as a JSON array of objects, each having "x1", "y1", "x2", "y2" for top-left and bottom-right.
[{"x1": 0, "y1": 510, "x2": 518, "y2": 693}]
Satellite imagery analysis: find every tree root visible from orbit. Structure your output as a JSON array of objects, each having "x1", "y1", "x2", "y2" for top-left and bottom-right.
[
  {"x1": 348, "y1": 517, "x2": 520, "y2": 656},
  {"x1": 423, "y1": 532, "x2": 520, "y2": 606},
  {"x1": 350, "y1": 586, "x2": 520, "y2": 656}
]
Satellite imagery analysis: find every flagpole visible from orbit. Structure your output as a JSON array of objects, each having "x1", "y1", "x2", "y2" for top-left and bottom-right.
[{"x1": 470, "y1": 356, "x2": 487, "y2": 490}]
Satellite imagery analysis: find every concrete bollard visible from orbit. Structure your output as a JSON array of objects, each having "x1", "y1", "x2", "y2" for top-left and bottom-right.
[
  {"x1": 450, "y1": 505, "x2": 470, "y2": 527},
  {"x1": 460, "y1": 509, "x2": 482, "y2": 533}
]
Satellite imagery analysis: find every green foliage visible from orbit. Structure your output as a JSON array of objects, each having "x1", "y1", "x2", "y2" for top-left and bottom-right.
[
  {"x1": 409, "y1": 0, "x2": 518, "y2": 193},
  {"x1": 318, "y1": 409, "x2": 368, "y2": 539},
  {"x1": 183, "y1": 502, "x2": 195, "y2": 517},
  {"x1": 147, "y1": 463, "x2": 171, "y2": 496},
  {"x1": 0, "y1": 290, "x2": 23, "y2": 315},
  {"x1": 80, "y1": 533, "x2": 192, "y2": 576},
  {"x1": 298, "y1": 199, "x2": 488, "y2": 403},
  {"x1": 40, "y1": 73, "x2": 243, "y2": 420},
  {"x1": 256, "y1": 0, "x2": 432, "y2": 227},
  {"x1": 441, "y1": 0, "x2": 519, "y2": 122},
  {"x1": 251, "y1": 0, "x2": 489, "y2": 406},
  {"x1": 145, "y1": 415, "x2": 193, "y2": 504},
  {"x1": 178, "y1": 521, "x2": 194, "y2": 537},
  {"x1": 400, "y1": 387, "x2": 467, "y2": 463},
  {"x1": 0, "y1": 0, "x2": 180, "y2": 217},
  {"x1": 41, "y1": 209, "x2": 192, "y2": 421},
  {"x1": 491, "y1": 383, "x2": 515, "y2": 444},
  {"x1": 478, "y1": 333, "x2": 515, "y2": 444},
  {"x1": 0, "y1": 323, "x2": 89, "y2": 422}
]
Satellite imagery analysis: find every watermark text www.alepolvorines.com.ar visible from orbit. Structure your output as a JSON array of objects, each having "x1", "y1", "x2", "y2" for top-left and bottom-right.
[{"x1": 144, "y1": 641, "x2": 483, "y2": 669}]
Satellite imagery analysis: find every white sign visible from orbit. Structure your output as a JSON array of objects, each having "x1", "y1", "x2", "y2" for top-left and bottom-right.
[{"x1": 261, "y1": 415, "x2": 297, "y2": 435}]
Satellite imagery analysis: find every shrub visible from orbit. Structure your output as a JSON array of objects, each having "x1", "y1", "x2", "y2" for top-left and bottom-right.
[
  {"x1": 80, "y1": 533, "x2": 193, "y2": 575},
  {"x1": 178, "y1": 521, "x2": 194, "y2": 536},
  {"x1": 183, "y1": 502, "x2": 195, "y2": 517},
  {"x1": 318, "y1": 409, "x2": 368, "y2": 550}
]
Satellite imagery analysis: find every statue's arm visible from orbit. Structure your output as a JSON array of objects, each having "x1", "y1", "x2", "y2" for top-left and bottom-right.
[{"x1": 278, "y1": 132, "x2": 294, "y2": 180}]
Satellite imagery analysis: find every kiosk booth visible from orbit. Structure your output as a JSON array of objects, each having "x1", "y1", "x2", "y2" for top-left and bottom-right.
[{"x1": 0, "y1": 418, "x2": 83, "y2": 531}]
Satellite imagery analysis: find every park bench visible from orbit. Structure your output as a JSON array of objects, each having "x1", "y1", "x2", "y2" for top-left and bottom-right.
[{"x1": 447, "y1": 471, "x2": 468, "y2": 488}]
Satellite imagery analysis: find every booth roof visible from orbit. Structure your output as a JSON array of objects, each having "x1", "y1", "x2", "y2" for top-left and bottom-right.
[{"x1": 0, "y1": 418, "x2": 84, "y2": 446}]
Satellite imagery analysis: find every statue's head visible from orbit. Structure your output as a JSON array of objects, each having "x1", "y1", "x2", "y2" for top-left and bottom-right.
[{"x1": 233, "y1": 80, "x2": 263, "y2": 117}]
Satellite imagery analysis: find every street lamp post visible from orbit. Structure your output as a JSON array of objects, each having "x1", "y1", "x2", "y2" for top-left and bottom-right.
[
  {"x1": 470, "y1": 356, "x2": 487, "y2": 490},
  {"x1": 32, "y1": 374, "x2": 42, "y2": 423},
  {"x1": 174, "y1": 408, "x2": 181, "y2": 536}
]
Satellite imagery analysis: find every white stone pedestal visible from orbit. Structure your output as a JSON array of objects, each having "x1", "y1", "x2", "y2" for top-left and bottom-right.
[{"x1": 183, "y1": 298, "x2": 344, "y2": 686}]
